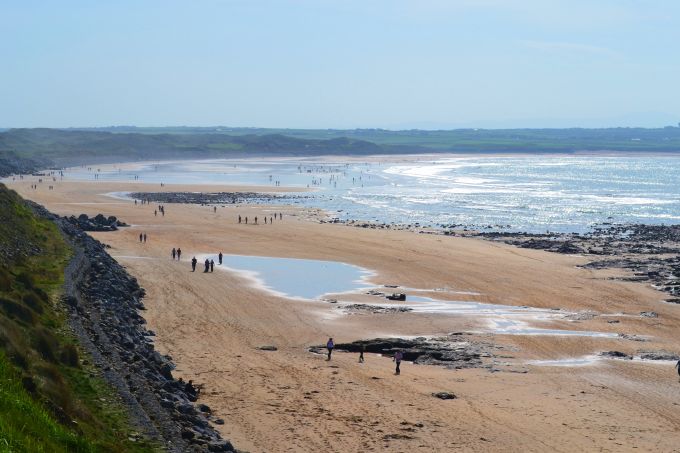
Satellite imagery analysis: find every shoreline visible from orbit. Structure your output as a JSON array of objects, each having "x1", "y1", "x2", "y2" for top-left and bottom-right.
[{"x1": 4, "y1": 175, "x2": 680, "y2": 452}]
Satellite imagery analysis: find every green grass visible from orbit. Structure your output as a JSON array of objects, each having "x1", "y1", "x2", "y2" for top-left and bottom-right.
[
  {"x1": 0, "y1": 184, "x2": 159, "y2": 452},
  {"x1": 0, "y1": 352, "x2": 92, "y2": 453}
]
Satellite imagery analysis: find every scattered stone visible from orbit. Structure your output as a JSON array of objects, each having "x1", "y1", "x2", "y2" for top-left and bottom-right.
[
  {"x1": 618, "y1": 333, "x2": 648, "y2": 342},
  {"x1": 599, "y1": 351, "x2": 632, "y2": 360},
  {"x1": 341, "y1": 304, "x2": 412, "y2": 314},
  {"x1": 638, "y1": 350, "x2": 680, "y2": 361},
  {"x1": 257, "y1": 345, "x2": 278, "y2": 351},
  {"x1": 639, "y1": 311, "x2": 658, "y2": 318},
  {"x1": 432, "y1": 392, "x2": 457, "y2": 400}
]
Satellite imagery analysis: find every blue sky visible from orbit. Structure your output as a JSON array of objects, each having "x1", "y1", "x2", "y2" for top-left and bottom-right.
[{"x1": 2, "y1": 0, "x2": 679, "y2": 129}]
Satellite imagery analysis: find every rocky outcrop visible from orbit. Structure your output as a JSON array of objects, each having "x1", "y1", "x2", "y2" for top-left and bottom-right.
[
  {"x1": 340, "y1": 303, "x2": 412, "y2": 314},
  {"x1": 27, "y1": 202, "x2": 235, "y2": 452},
  {"x1": 313, "y1": 336, "x2": 495, "y2": 370},
  {"x1": 129, "y1": 191, "x2": 303, "y2": 205},
  {"x1": 66, "y1": 213, "x2": 128, "y2": 231},
  {"x1": 480, "y1": 224, "x2": 680, "y2": 303}
]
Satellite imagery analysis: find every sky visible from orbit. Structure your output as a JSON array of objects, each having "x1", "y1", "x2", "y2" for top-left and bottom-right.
[{"x1": 2, "y1": 0, "x2": 680, "y2": 129}]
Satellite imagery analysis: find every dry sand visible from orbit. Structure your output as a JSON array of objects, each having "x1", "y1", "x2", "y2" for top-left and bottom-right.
[{"x1": 6, "y1": 177, "x2": 680, "y2": 452}]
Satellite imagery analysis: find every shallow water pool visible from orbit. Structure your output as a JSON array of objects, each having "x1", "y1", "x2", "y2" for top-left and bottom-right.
[{"x1": 210, "y1": 254, "x2": 373, "y2": 300}]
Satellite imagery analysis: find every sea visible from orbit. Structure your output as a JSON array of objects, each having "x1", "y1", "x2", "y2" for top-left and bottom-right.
[{"x1": 66, "y1": 154, "x2": 680, "y2": 234}]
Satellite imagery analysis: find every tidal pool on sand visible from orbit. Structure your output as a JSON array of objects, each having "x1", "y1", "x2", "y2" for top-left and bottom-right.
[{"x1": 214, "y1": 254, "x2": 373, "y2": 300}]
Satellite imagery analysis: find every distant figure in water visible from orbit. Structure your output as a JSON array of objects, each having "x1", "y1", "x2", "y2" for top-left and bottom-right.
[
  {"x1": 139, "y1": 233, "x2": 143, "y2": 243},
  {"x1": 191, "y1": 257, "x2": 197, "y2": 272},
  {"x1": 171, "y1": 248, "x2": 176, "y2": 260},
  {"x1": 218, "y1": 252, "x2": 223, "y2": 265},
  {"x1": 393, "y1": 350, "x2": 403, "y2": 375},
  {"x1": 204, "y1": 259, "x2": 210, "y2": 273},
  {"x1": 210, "y1": 259, "x2": 214, "y2": 272},
  {"x1": 359, "y1": 345, "x2": 365, "y2": 363},
  {"x1": 238, "y1": 215, "x2": 242, "y2": 224},
  {"x1": 177, "y1": 248, "x2": 182, "y2": 260},
  {"x1": 326, "y1": 338, "x2": 334, "y2": 361}
]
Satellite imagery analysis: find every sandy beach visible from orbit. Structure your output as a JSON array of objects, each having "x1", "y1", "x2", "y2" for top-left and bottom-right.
[{"x1": 6, "y1": 176, "x2": 680, "y2": 452}]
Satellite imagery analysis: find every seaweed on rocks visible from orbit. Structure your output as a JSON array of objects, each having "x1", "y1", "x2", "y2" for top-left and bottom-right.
[
  {"x1": 312, "y1": 336, "x2": 496, "y2": 370},
  {"x1": 129, "y1": 191, "x2": 303, "y2": 205},
  {"x1": 478, "y1": 223, "x2": 680, "y2": 303},
  {"x1": 27, "y1": 201, "x2": 236, "y2": 452}
]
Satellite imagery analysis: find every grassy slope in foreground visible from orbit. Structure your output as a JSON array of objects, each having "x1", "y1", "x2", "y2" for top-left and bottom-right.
[{"x1": 0, "y1": 184, "x2": 156, "y2": 452}]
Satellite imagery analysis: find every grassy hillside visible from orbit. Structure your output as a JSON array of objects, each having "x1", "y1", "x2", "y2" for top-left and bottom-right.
[
  {"x1": 2, "y1": 127, "x2": 679, "y2": 175},
  {"x1": 0, "y1": 184, "x2": 156, "y2": 452},
  {"x1": 64, "y1": 126, "x2": 680, "y2": 152},
  {"x1": 0, "y1": 129, "x2": 390, "y2": 166}
]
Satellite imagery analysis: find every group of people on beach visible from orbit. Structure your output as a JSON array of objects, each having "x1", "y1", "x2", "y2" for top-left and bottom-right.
[
  {"x1": 325, "y1": 338, "x2": 404, "y2": 375},
  {"x1": 186, "y1": 252, "x2": 224, "y2": 273},
  {"x1": 238, "y1": 213, "x2": 283, "y2": 225},
  {"x1": 171, "y1": 248, "x2": 182, "y2": 260},
  {"x1": 155, "y1": 205, "x2": 165, "y2": 217},
  {"x1": 138, "y1": 233, "x2": 147, "y2": 243}
]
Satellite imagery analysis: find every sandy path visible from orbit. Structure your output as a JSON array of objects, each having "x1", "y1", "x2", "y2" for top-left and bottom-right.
[{"x1": 6, "y1": 177, "x2": 680, "y2": 452}]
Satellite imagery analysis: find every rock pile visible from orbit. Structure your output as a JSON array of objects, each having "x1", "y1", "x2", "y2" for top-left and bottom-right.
[
  {"x1": 66, "y1": 213, "x2": 128, "y2": 231},
  {"x1": 27, "y1": 202, "x2": 235, "y2": 452}
]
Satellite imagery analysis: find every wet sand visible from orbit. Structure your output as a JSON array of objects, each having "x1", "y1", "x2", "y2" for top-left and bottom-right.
[{"x1": 6, "y1": 177, "x2": 680, "y2": 452}]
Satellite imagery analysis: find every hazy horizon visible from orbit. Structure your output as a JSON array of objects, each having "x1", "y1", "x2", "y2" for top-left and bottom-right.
[{"x1": 2, "y1": 1, "x2": 679, "y2": 129}]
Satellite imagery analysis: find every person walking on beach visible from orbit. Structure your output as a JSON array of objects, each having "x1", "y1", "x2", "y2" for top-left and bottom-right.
[
  {"x1": 139, "y1": 233, "x2": 143, "y2": 243},
  {"x1": 359, "y1": 345, "x2": 365, "y2": 363},
  {"x1": 326, "y1": 338, "x2": 334, "y2": 361},
  {"x1": 264, "y1": 217, "x2": 267, "y2": 224},
  {"x1": 210, "y1": 259, "x2": 214, "y2": 272},
  {"x1": 254, "y1": 216, "x2": 258, "y2": 225},
  {"x1": 676, "y1": 360, "x2": 680, "y2": 380},
  {"x1": 218, "y1": 252, "x2": 223, "y2": 265},
  {"x1": 191, "y1": 257, "x2": 197, "y2": 272},
  {"x1": 245, "y1": 216, "x2": 248, "y2": 224},
  {"x1": 204, "y1": 259, "x2": 210, "y2": 273},
  {"x1": 238, "y1": 215, "x2": 242, "y2": 224},
  {"x1": 154, "y1": 210, "x2": 157, "y2": 216},
  {"x1": 143, "y1": 233, "x2": 147, "y2": 243},
  {"x1": 214, "y1": 206, "x2": 217, "y2": 213},
  {"x1": 393, "y1": 350, "x2": 403, "y2": 375},
  {"x1": 171, "y1": 248, "x2": 176, "y2": 260},
  {"x1": 177, "y1": 248, "x2": 182, "y2": 260}
]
